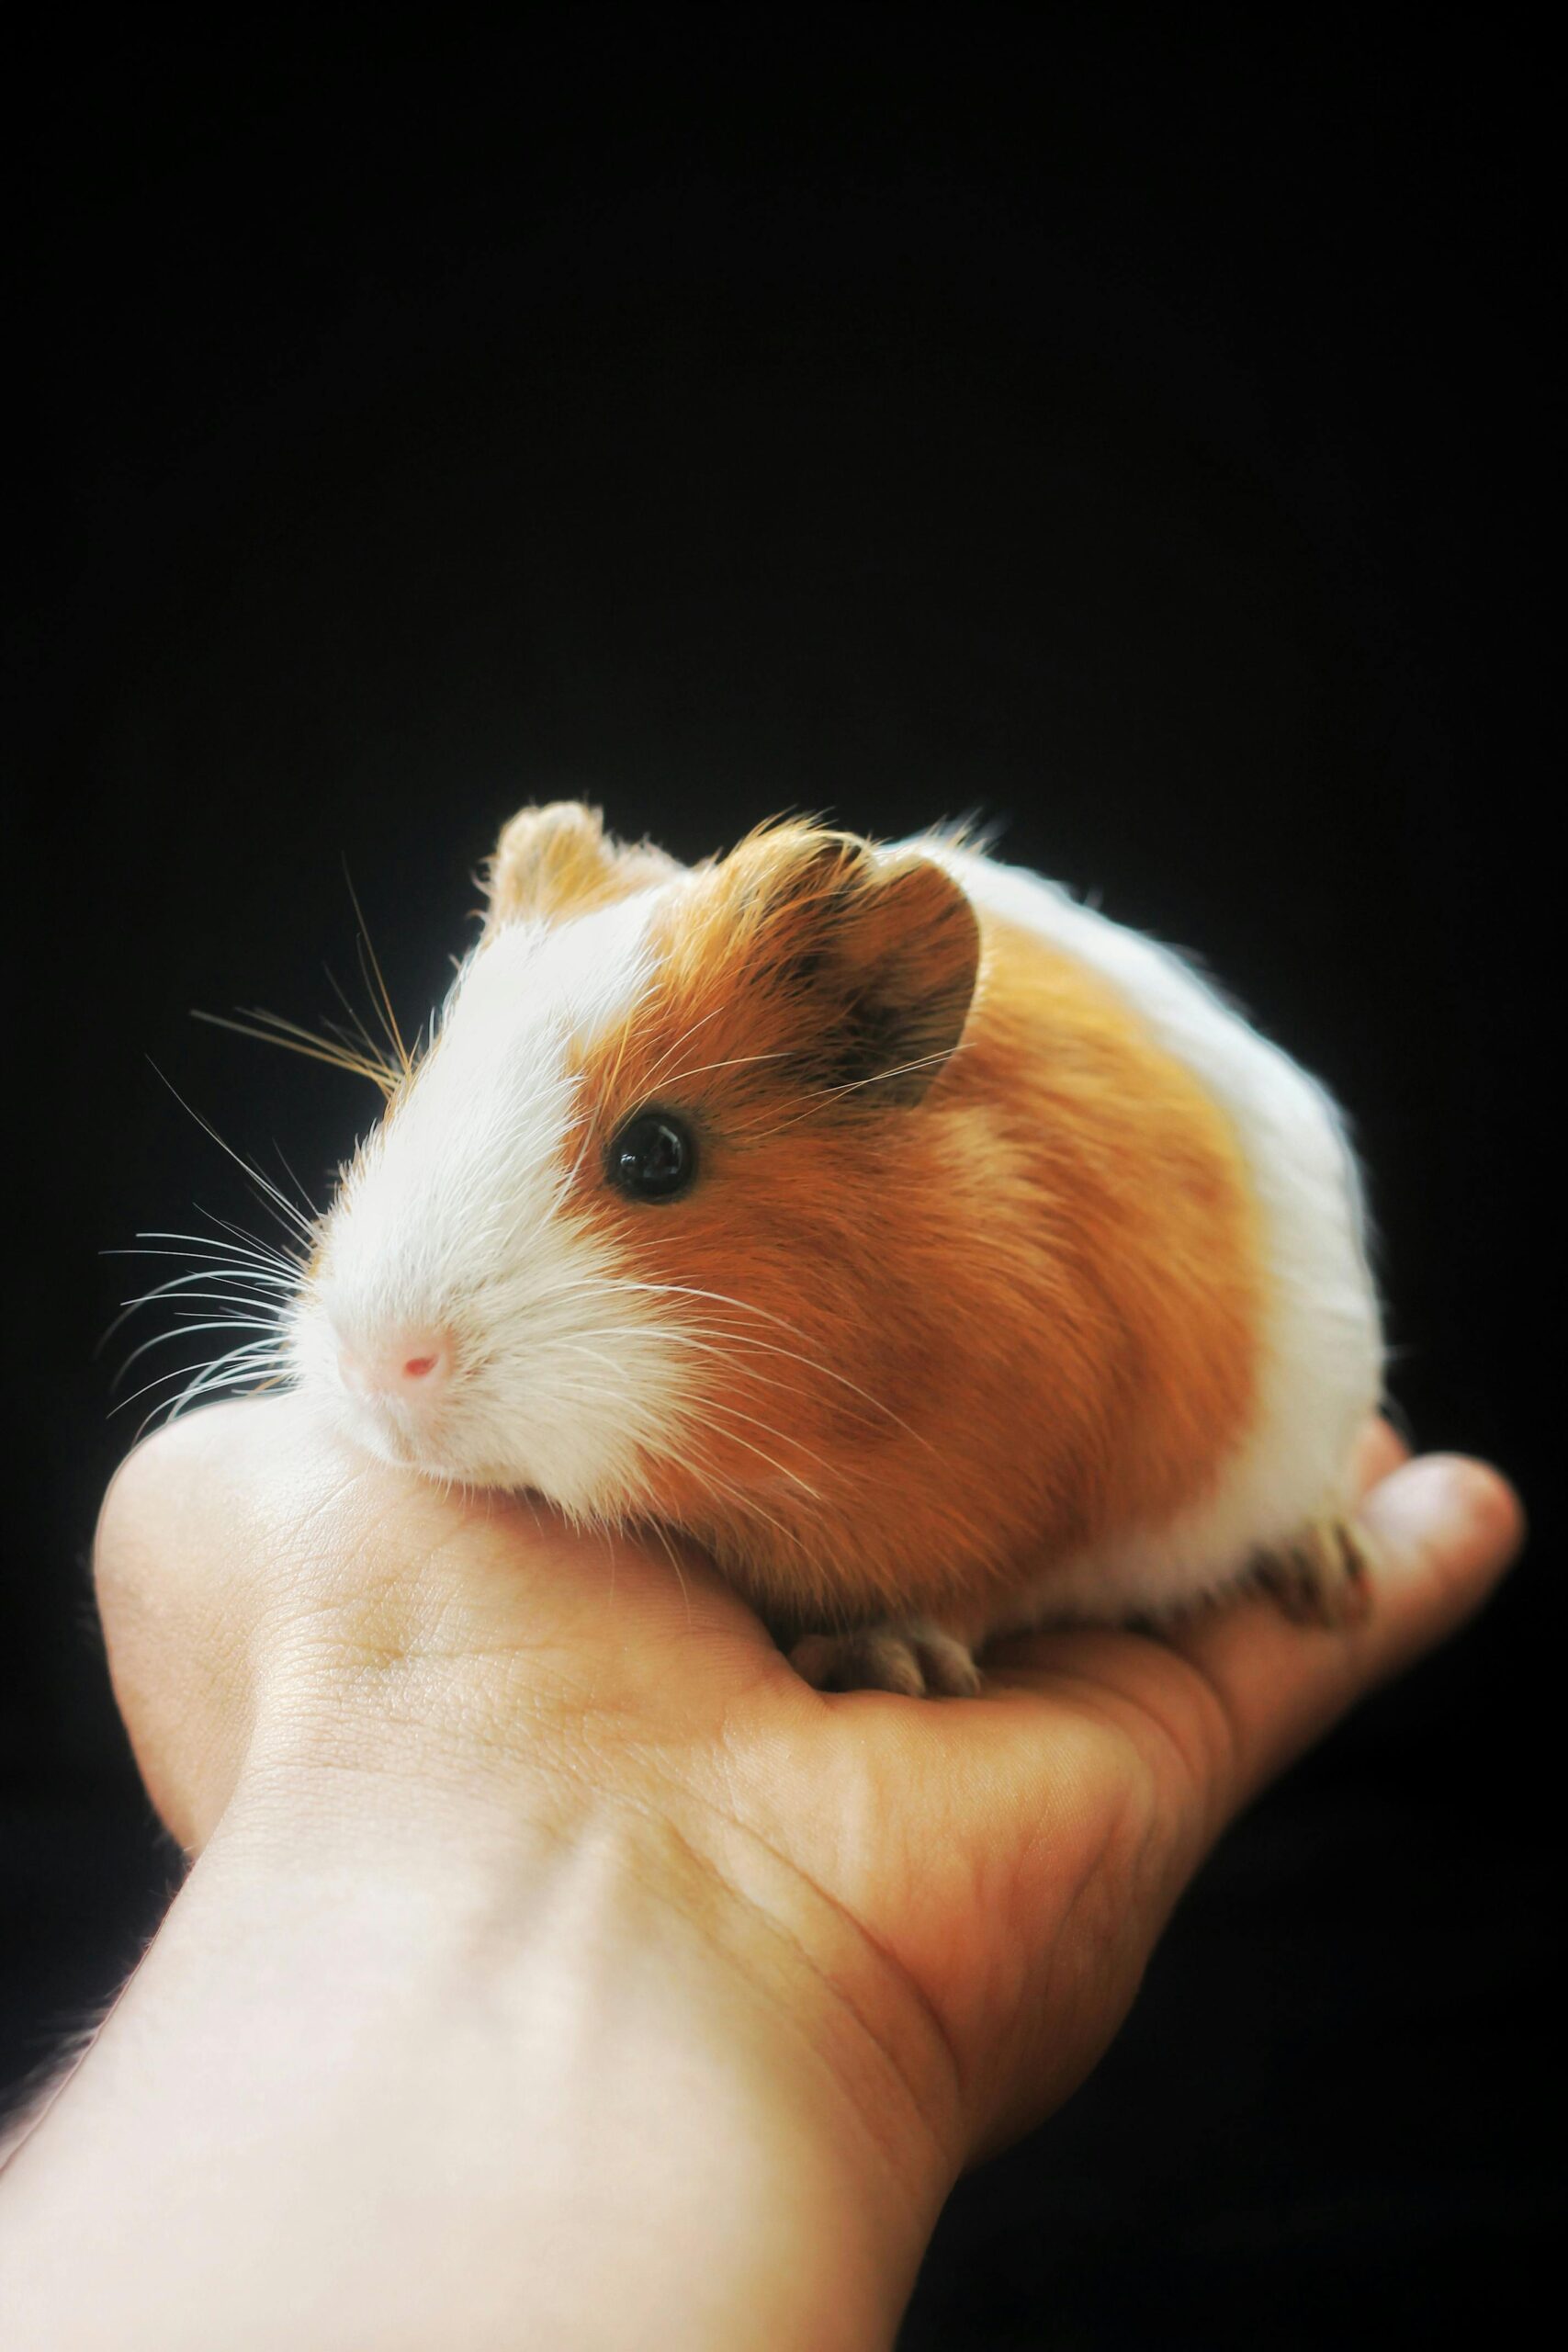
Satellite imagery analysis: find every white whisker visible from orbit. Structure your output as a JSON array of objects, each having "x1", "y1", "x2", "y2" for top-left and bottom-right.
[
  {"x1": 113, "y1": 1316, "x2": 284, "y2": 1392},
  {"x1": 116, "y1": 1342, "x2": 288, "y2": 1428},
  {"x1": 564, "y1": 1281, "x2": 931, "y2": 1448},
  {"x1": 148, "y1": 1067, "x2": 315, "y2": 1245},
  {"x1": 624, "y1": 1002, "x2": 728, "y2": 1100},
  {"x1": 646, "y1": 1048, "x2": 793, "y2": 1092}
]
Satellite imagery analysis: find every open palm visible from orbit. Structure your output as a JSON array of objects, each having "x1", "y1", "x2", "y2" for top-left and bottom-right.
[{"x1": 96, "y1": 1399, "x2": 1521, "y2": 2161}]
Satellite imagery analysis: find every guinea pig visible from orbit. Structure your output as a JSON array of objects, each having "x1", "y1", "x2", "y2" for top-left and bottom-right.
[{"x1": 287, "y1": 801, "x2": 1383, "y2": 1695}]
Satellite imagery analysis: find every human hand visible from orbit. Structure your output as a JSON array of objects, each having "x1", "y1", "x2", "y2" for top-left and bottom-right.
[
  {"x1": 6, "y1": 1401, "x2": 1522, "y2": 2352},
  {"x1": 99, "y1": 1401, "x2": 1522, "y2": 2142}
]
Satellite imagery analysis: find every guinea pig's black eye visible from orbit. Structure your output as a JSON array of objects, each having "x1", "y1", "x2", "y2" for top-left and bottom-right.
[{"x1": 606, "y1": 1108, "x2": 697, "y2": 1203}]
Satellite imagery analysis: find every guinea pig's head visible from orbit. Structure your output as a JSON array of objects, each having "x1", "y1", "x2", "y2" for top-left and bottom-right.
[{"x1": 290, "y1": 801, "x2": 980, "y2": 1573}]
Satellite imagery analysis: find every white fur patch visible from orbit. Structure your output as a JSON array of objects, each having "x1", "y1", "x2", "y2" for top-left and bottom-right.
[
  {"x1": 911, "y1": 837, "x2": 1385, "y2": 1623},
  {"x1": 290, "y1": 888, "x2": 694, "y2": 1519}
]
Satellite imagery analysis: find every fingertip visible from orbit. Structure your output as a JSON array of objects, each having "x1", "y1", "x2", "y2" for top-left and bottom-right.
[
  {"x1": 1357, "y1": 1453, "x2": 1526, "y2": 1609},
  {"x1": 1145, "y1": 1452, "x2": 1526, "y2": 1827}
]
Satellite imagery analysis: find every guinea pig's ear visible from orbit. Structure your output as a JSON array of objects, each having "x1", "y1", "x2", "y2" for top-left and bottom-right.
[
  {"x1": 746, "y1": 833, "x2": 980, "y2": 1104},
  {"x1": 485, "y1": 801, "x2": 682, "y2": 925},
  {"x1": 825, "y1": 853, "x2": 981, "y2": 1103}
]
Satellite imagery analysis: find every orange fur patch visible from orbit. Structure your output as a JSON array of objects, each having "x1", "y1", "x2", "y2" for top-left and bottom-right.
[{"x1": 546, "y1": 826, "x2": 1263, "y2": 1634}]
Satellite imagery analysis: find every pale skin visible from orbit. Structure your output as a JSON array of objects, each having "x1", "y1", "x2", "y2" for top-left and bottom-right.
[{"x1": 0, "y1": 1401, "x2": 1523, "y2": 2351}]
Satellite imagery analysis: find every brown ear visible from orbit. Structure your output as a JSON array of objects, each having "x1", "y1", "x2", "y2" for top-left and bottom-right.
[
  {"x1": 485, "y1": 801, "x2": 682, "y2": 924},
  {"x1": 827, "y1": 854, "x2": 980, "y2": 1103},
  {"x1": 738, "y1": 831, "x2": 980, "y2": 1105}
]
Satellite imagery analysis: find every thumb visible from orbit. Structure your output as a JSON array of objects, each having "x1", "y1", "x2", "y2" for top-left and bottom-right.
[
  {"x1": 1356, "y1": 1453, "x2": 1526, "y2": 1669},
  {"x1": 1168, "y1": 1452, "x2": 1526, "y2": 1815}
]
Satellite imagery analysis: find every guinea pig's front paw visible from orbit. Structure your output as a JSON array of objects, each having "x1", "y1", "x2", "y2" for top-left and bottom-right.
[
  {"x1": 789, "y1": 1619, "x2": 982, "y2": 1699},
  {"x1": 1251, "y1": 1514, "x2": 1376, "y2": 1629}
]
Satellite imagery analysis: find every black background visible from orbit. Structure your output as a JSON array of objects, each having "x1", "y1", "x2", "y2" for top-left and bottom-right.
[{"x1": 5, "y1": 10, "x2": 1557, "y2": 2345}]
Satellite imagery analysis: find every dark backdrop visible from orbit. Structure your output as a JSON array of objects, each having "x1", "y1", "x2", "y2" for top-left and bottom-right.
[{"x1": 6, "y1": 12, "x2": 1557, "y2": 2345}]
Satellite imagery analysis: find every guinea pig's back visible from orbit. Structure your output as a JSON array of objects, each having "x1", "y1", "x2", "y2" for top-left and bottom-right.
[{"x1": 910, "y1": 834, "x2": 1384, "y2": 1623}]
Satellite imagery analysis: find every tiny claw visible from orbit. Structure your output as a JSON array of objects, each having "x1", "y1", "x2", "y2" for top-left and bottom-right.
[
  {"x1": 791, "y1": 1619, "x2": 982, "y2": 1697},
  {"x1": 1253, "y1": 1515, "x2": 1376, "y2": 1630}
]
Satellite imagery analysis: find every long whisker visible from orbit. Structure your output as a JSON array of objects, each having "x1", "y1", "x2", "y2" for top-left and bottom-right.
[
  {"x1": 191, "y1": 1008, "x2": 397, "y2": 1096},
  {"x1": 735, "y1": 1050, "x2": 953, "y2": 1142},
  {"x1": 547, "y1": 1322, "x2": 868, "y2": 1446},
  {"x1": 121, "y1": 1279, "x2": 290, "y2": 1316},
  {"x1": 550, "y1": 1338, "x2": 634, "y2": 1382},
  {"x1": 344, "y1": 864, "x2": 412, "y2": 1078},
  {"x1": 103, "y1": 1255, "x2": 291, "y2": 1304},
  {"x1": 556, "y1": 1274, "x2": 815, "y2": 1343},
  {"x1": 676, "y1": 1396, "x2": 831, "y2": 1492},
  {"x1": 109, "y1": 1240, "x2": 298, "y2": 1280},
  {"x1": 644, "y1": 1049, "x2": 794, "y2": 1093},
  {"x1": 644, "y1": 1436, "x2": 802, "y2": 1552},
  {"x1": 154, "y1": 1351, "x2": 290, "y2": 1433},
  {"x1": 559, "y1": 1279, "x2": 934, "y2": 1449},
  {"x1": 199, "y1": 1207, "x2": 310, "y2": 1272},
  {"x1": 623, "y1": 1003, "x2": 729, "y2": 1101},
  {"x1": 476, "y1": 1268, "x2": 925, "y2": 1446},
  {"x1": 271, "y1": 1141, "x2": 321, "y2": 1226},
  {"x1": 147, "y1": 1066, "x2": 315, "y2": 1247},
  {"x1": 116, "y1": 1341, "x2": 288, "y2": 1429},
  {"x1": 325, "y1": 963, "x2": 399, "y2": 1078},
  {"x1": 549, "y1": 1341, "x2": 825, "y2": 1500},
  {"x1": 98, "y1": 1274, "x2": 289, "y2": 1357},
  {"x1": 114, "y1": 1217, "x2": 307, "y2": 1281},
  {"x1": 113, "y1": 1315, "x2": 284, "y2": 1392}
]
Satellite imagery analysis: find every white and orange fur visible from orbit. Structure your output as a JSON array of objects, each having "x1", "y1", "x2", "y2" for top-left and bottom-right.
[{"x1": 289, "y1": 802, "x2": 1383, "y2": 1694}]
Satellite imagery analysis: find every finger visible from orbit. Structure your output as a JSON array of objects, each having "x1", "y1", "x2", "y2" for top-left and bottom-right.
[{"x1": 1164, "y1": 1453, "x2": 1525, "y2": 1820}]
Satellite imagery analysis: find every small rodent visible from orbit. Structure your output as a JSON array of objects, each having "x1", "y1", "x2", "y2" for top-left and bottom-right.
[{"x1": 289, "y1": 802, "x2": 1383, "y2": 1694}]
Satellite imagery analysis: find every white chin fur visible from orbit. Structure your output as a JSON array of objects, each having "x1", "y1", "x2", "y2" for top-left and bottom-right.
[{"x1": 288, "y1": 890, "x2": 692, "y2": 1521}]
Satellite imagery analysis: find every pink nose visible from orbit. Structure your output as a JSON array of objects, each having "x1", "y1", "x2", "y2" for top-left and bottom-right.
[{"x1": 337, "y1": 1328, "x2": 454, "y2": 1407}]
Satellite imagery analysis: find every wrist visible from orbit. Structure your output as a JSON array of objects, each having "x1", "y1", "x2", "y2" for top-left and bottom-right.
[
  {"x1": 237, "y1": 1738, "x2": 957, "y2": 2344},
  {"x1": 6, "y1": 1734, "x2": 955, "y2": 2352}
]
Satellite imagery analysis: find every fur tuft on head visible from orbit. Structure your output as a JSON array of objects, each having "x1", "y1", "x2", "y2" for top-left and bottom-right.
[{"x1": 486, "y1": 800, "x2": 682, "y2": 924}]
